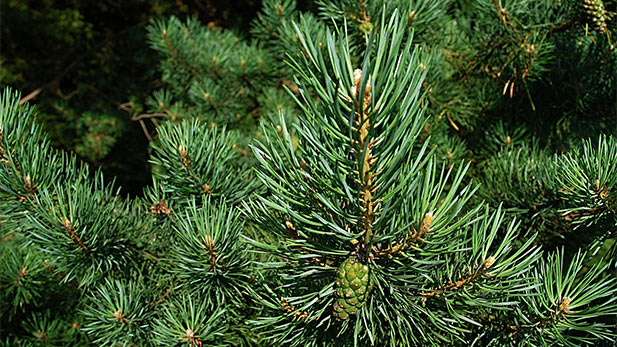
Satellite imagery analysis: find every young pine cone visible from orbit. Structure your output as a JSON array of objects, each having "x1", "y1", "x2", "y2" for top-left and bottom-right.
[{"x1": 333, "y1": 257, "x2": 373, "y2": 320}]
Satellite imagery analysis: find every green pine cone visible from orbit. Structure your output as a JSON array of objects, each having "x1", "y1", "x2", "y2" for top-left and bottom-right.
[
  {"x1": 359, "y1": 22, "x2": 374, "y2": 35},
  {"x1": 333, "y1": 257, "x2": 372, "y2": 320}
]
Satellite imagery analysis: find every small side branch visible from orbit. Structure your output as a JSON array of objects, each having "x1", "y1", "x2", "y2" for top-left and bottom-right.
[
  {"x1": 374, "y1": 213, "x2": 433, "y2": 258},
  {"x1": 162, "y1": 30, "x2": 198, "y2": 76},
  {"x1": 202, "y1": 234, "x2": 218, "y2": 270},
  {"x1": 509, "y1": 297, "x2": 572, "y2": 337},
  {"x1": 63, "y1": 218, "x2": 89, "y2": 252},
  {"x1": 421, "y1": 256, "x2": 496, "y2": 298}
]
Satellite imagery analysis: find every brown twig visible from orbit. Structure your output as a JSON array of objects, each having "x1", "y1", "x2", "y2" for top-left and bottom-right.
[
  {"x1": 131, "y1": 113, "x2": 169, "y2": 121},
  {"x1": 15, "y1": 267, "x2": 27, "y2": 284},
  {"x1": 232, "y1": 144, "x2": 251, "y2": 157},
  {"x1": 203, "y1": 234, "x2": 218, "y2": 270},
  {"x1": 162, "y1": 30, "x2": 198, "y2": 76},
  {"x1": 150, "y1": 288, "x2": 172, "y2": 308},
  {"x1": 157, "y1": 101, "x2": 179, "y2": 120},
  {"x1": 113, "y1": 310, "x2": 129, "y2": 324},
  {"x1": 349, "y1": 69, "x2": 378, "y2": 260},
  {"x1": 421, "y1": 256, "x2": 496, "y2": 298},
  {"x1": 509, "y1": 297, "x2": 571, "y2": 337},
  {"x1": 280, "y1": 297, "x2": 315, "y2": 322},
  {"x1": 374, "y1": 212, "x2": 433, "y2": 258},
  {"x1": 138, "y1": 120, "x2": 153, "y2": 142},
  {"x1": 62, "y1": 218, "x2": 89, "y2": 252},
  {"x1": 549, "y1": 20, "x2": 576, "y2": 34},
  {"x1": 1, "y1": 232, "x2": 16, "y2": 243}
]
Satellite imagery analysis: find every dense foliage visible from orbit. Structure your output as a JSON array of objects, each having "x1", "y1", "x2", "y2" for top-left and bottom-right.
[
  {"x1": 1, "y1": 0, "x2": 616, "y2": 345},
  {"x1": 0, "y1": 0, "x2": 264, "y2": 195}
]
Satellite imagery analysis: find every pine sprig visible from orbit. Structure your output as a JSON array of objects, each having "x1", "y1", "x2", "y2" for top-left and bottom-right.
[
  {"x1": 508, "y1": 250, "x2": 617, "y2": 345},
  {"x1": 170, "y1": 198, "x2": 254, "y2": 310},
  {"x1": 557, "y1": 135, "x2": 617, "y2": 263},
  {"x1": 245, "y1": 13, "x2": 596, "y2": 346},
  {"x1": 0, "y1": 239, "x2": 53, "y2": 316},
  {"x1": 82, "y1": 279, "x2": 152, "y2": 346},
  {"x1": 2, "y1": 0, "x2": 617, "y2": 344},
  {"x1": 152, "y1": 296, "x2": 227, "y2": 347},
  {"x1": 0, "y1": 89, "x2": 140, "y2": 287},
  {"x1": 557, "y1": 135, "x2": 617, "y2": 226},
  {"x1": 149, "y1": 120, "x2": 259, "y2": 206}
]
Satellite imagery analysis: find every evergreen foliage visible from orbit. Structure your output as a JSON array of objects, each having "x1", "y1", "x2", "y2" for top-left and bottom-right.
[
  {"x1": 1, "y1": 0, "x2": 617, "y2": 345},
  {"x1": 1, "y1": 0, "x2": 266, "y2": 195}
]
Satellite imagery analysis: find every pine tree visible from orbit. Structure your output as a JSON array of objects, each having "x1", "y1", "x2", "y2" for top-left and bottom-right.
[{"x1": 2, "y1": 0, "x2": 617, "y2": 346}]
